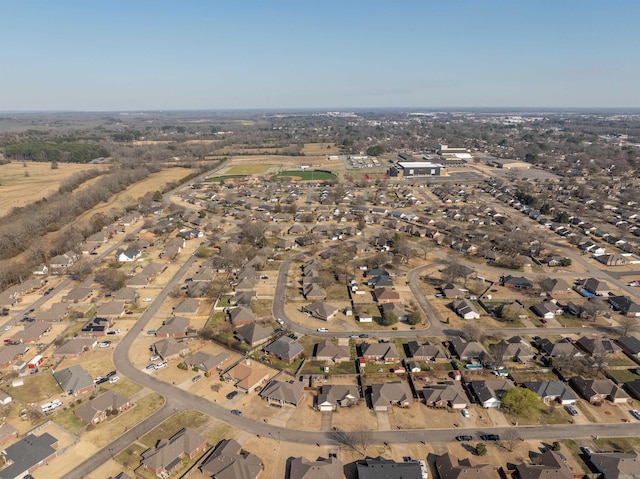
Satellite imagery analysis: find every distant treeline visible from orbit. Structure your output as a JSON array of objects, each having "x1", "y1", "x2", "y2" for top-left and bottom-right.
[{"x1": 3, "y1": 142, "x2": 109, "y2": 163}]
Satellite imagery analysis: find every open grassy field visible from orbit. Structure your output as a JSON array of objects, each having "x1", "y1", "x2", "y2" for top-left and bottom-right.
[
  {"x1": 0, "y1": 161, "x2": 107, "y2": 216},
  {"x1": 301, "y1": 142, "x2": 340, "y2": 155},
  {"x1": 226, "y1": 164, "x2": 273, "y2": 175},
  {"x1": 273, "y1": 170, "x2": 335, "y2": 180},
  {"x1": 139, "y1": 410, "x2": 209, "y2": 447}
]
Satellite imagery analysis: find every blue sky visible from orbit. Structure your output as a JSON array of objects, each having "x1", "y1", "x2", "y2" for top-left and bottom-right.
[{"x1": 1, "y1": 0, "x2": 639, "y2": 110}]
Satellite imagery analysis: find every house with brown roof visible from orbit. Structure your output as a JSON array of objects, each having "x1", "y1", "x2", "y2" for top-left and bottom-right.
[
  {"x1": 0, "y1": 344, "x2": 25, "y2": 369},
  {"x1": 442, "y1": 283, "x2": 468, "y2": 299},
  {"x1": 34, "y1": 302, "x2": 69, "y2": 322},
  {"x1": 183, "y1": 351, "x2": 231, "y2": 374},
  {"x1": 289, "y1": 456, "x2": 345, "y2": 479},
  {"x1": 260, "y1": 379, "x2": 305, "y2": 407},
  {"x1": 264, "y1": 336, "x2": 304, "y2": 364},
  {"x1": 583, "y1": 278, "x2": 610, "y2": 296},
  {"x1": 589, "y1": 451, "x2": 640, "y2": 479},
  {"x1": 469, "y1": 379, "x2": 515, "y2": 408},
  {"x1": 314, "y1": 340, "x2": 351, "y2": 363},
  {"x1": 361, "y1": 342, "x2": 400, "y2": 363},
  {"x1": 62, "y1": 287, "x2": 93, "y2": 303},
  {"x1": 302, "y1": 284, "x2": 327, "y2": 300},
  {"x1": 139, "y1": 428, "x2": 207, "y2": 477},
  {"x1": 373, "y1": 287, "x2": 400, "y2": 304},
  {"x1": 303, "y1": 301, "x2": 339, "y2": 321},
  {"x1": 74, "y1": 390, "x2": 132, "y2": 424},
  {"x1": 112, "y1": 287, "x2": 138, "y2": 303},
  {"x1": 11, "y1": 322, "x2": 51, "y2": 343},
  {"x1": 569, "y1": 376, "x2": 630, "y2": 404},
  {"x1": 96, "y1": 301, "x2": 125, "y2": 319},
  {"x1": 449, "y1": 337, "x2": 487, "y2": 361},
  {"x1": 173, "y1": 298, "x2": 201, "y2": 316},
  {"x1": 407, "y1": 341, "x2": 448, "y2": 362},
  {"x1": 200, "y1": 439, "x2": 263, "y2": 479},
  {"x1": 435, "y1": 452, "x2": 499, "y2": 479},
  {"x1": 224, "y1": 361, "x2": 270, "y2": 393},
  {"x1": 421, "y1": 381, "x2": 469, "y2": 409},
  {"x1": 53, "y1": 365, "x2": 94, "y2": 396}
]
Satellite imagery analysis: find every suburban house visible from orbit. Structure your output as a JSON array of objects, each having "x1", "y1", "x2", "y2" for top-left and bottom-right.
[
  {"x1": 303, "y1": 301, "x2": 339, "y2": 321},
  {"x1": 173, "y1": 298, "x2": 201, "y2": 316},
  {"x1": 0, "y1": 423, "x2": 17, "y2": 446},
  {"x1": 96, "y1": 301, "x2": 125, "y2": 319},
  {"x1": 183, "y1": 351, "x2": 231, "y2": 374},
  {"x1": 34, "y1": 302, "x2": 69, "y2": 322},
  {"x1": 62, "y1": 287, "x2": 92, "y2": 303},
  {"x1": 259, "y1": 379, "x2": 305, "y2": 407},
  {"x1": 10, "y1": 322, "x2": 51, "y2": 343},
  {"x1": 302, "y1": 284, "x2": 326, "y2": 300},
  {"x1": 74, "y1": 390, "x2": 132, "y2": 424},
  {"x1": 49, "y1": 251, "x2": 78, "y2": 270},
  {"x1": 199, "y1": 439, "x2": 263, "y2": 479},
  {"x1": 151, "y1": 338, "x2": 189, "y2": 361},
  {"x1": 515, "y1": 450, "x2": 573, "y2": 479},
  {"x1": 289, "y1": 456, "x2": 346, "y2": 479},
  {"x1": 264, "y1": 336, "x2": 304, "y2": 364},
  {"x1": 407, "y1": 341, "x2": 448, "y2": 362},
  {"x1": 576, "y1": 336, "x2": 621, "y2": 356},
  {"x1": 314, "y1": 340, "x2": 351, "y2": 363},
  {"x1": 229, "y1": 306, "x2": 257, "y2": 326},
  {"x1": 139, "y1": 428, "x2": 207, "y2": 477},
  {"x1": 449, "y1": 337, "x2": 487, "y2": 361},
  {"x1": 583, "y1": 278, "x2": 610, "y2": 296},
  {"x1": 609, "y1": 295, "x2": 640, "y2": 317},
  {"x1": 379, "y1": 302, "x2": 408, "y2": 322},
  {"x1": 373, "y1": 287, "x2": 400, "y2": 304},
  {"x1": 53, "y1": 365, "x2": 94, "y2": 396},
  {"x1": 357, "y1": 458, "x2": 423, "y2": 479},
  {"x1": 360, "y1": 342, "x2": 400, "y2": 364},
  {"x1": 494, "y1": 336, "x2": 535, "y2": 363},
  {"x1": 52, "y1": 337, "x2": 96, "y2": 359},
  {"x1": 523, "y1": 381, "x2": 578, "y2": 405},
  {"x1": 112, "y1": 287, "x2": 138, "y2": 303},
  {"x1": 616, "y1": 336, "x2": 640, "y2": 359},
  {"x1": 369, "y1": 381, "x2": 413, "y2": 411},
  {"x1": 469, "y1": 379, "x2": 515, "y2": 408},
  {"x1": 156, "y1": 316, "x2": 191, "y2": 338},
  {"x1": 117, "y1": 248, "x2": 141, "y2": 263},
  {"x1": 224, "y1": 361, "x2": 270, "y2": 393},
  {"x1": 0, "y1": 345, "x2": 25, "y2": 369},
  {"x1": 78, "y1": 317, "x2": 113, "y2": 337},
  {"x1": 421, "y1": 381, "x2": 468, "y2": 409},
  {"x1": 234, "y1": 322, "x2": 274, "y2": 347},
  {"x1": 501, "y1": 275, "x2": 533, "y2": 290},
  {"x1": 435, "y1": 452, "x2": 499, "y2": 479},
  {"x1": 589, "y1": 451, "x2": 640, "y2": 479},
  {"x1": 0, "y1": 432, "x2": 59, "y2": 479},
  {"x1": 316, "y1": 384, "x2": 359, "y2": 412},
  {"x1": 545, "y1": 278, "x2": 571, "y2": 295},
  {"x1": 537, "y1": 338, "x2": 581, "y2": 358},
  {"x1": 569, "y1": 377, "x2": 630, "y2": 404},
  {"x1": 442, "y1": 283, "x2": 468, "y2": 299},
  {"x1": 451, "y1": 298, "x2": 480, "y2": 320},
  {"x1": 531, "y1": 301, "x2": 563, "y2": 320}
]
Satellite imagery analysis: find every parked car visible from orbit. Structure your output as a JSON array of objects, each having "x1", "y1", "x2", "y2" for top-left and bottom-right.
[
  {"x1": 150, "y1": 355, "x2": 161, "y2": 362},
  {"x1": 226, "y1": 391, "x2": 238, "y2": 400},
  {"x1": 93, "y1": 376, "x2": 105, "y2": 384},
  {"x1": 108, "y1": 376, "x2": 120, "y2": 384},
  {"x1": 317, "y1": 328, "x2": 329, "y2": 333},
  {"x1": 97, "y1": 341, "x2": 111, "y2": 348},
  {"x1": 230, "y1": 409, "x2": 242, "y2": 416},
  {"x1": 630, "y1": 409, "x2": 640, "y2": 420},
  {"x1": 581, "y1": 446, "x2": 593, "y2": 456},
  {"x1": 461, "y1": 409, "x2": 470, "y2": 418},
  {"x1": 276, "y1": 318, "x2": 285, "y2": 325},
  {"x1": 147, "y1": 330, "x2": 157, "y2": 335},
  {"x1": 191, "y1": 375, "x2": 202, "y2": 382},
  {"x1": 456, "y1": 435, "x2": 473, "y2": 441},
  {"x1": 142, "y1": 297, "x2": 153, "y2": 302},
  {"x1": 106, "y1": 370, "x2": 117, "y2": 377},
  {"x1": 154, "y1": 361, "x2": 167, "y2": 369},
  {"x1": 480, "y1": 434, "x2": 500, "y2": 441},
  {"x1": 565, "y1": 405, "x2": 578, "y2": 416},
  {"x1": 359, "y1": 333, "x2": 369, "y2": 338}
]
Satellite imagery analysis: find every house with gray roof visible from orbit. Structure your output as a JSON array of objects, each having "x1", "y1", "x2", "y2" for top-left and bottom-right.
[
  {"x1": 199, "y1": 438, "x2": 263, "y2": 479},
  {"x1": 173, "y1": 298, "x2": 201, "y2": 316},
  {"x1": 304, "y1": 301, "x2": 339, "y2": 321},
  {"x1": 112, "y1": 287, "x2": 138, "y2": 303},
  {"x1": 316, "y1": 384, "x2": 359, "y2": 412},
  {"x1": 449, "y1": 337, "x2": 486, "y2": 361},
  {"x1": 407, "y1": 341, "x2": 448, "y2": 362},
  {"x1": 583, "y1": 278, "x2": 610, "y2": 296},
  {"x1": 156, "y1": 316, "x2": 191, "y2": 338},
  {"x1": 537, "y1": 338, "x2": 581, "y2": 358},
  {"x1": 361, "y1": 342, "x2": 400, "y2": 363},
  {"x1": 183, "y1": 351, "x2": 231, "y2": 374},
  {"x1": 515, "y1": 450, "x2": 573, "y2": 479},
  {"x1": 260, "y1": 380, "x2": 305, "y2": 407},
  {"x1": 74, "y1": 390, "x2": 132, "y2": 424},
  {"x1": 357, "y1": 457, "x2": 422, "y2": 479},
  {"x1": 152, "y1": 338, "x2": 189, "y2": 361},
  {"x1": 523, "y1": 381, "x2": 577, "y2": 405},
  {"x1": 616, "y1": 335, "x2": 640, "y2": 358},
  {"x1": 234, "y1": 322, "x2": 274, "y2": 347},
  {"x1": 421, "y1": 381, "x2": 469, "y2": 409},
  {"x1": 53, "y1": 337, "x2": 96, "y2": 358},
  {"x1": 435, "y1": 452, "x2": 499, "y2": 479},
  {"x1": 53, "y1": 364, "x2": 94, "y2": 396},
  {"x1": 576, "y1": 336, "x2": 621, "y2": 356},
  {"x1": 314, "y1": 340, "x2": 351, "y2": 363},
  {"x1": 569, "y1": 377, "x2": 630, "y2": 404},
  {"x1": 0, "y1": 432, "x2": 58, "y2": 479},
  {"x1": 289, "y1": 456, "x2": 345, "y2": 479},
  {"x1": 451, "y1": 298, "x2": 480, "y2": 320},
  {"x1": 469, "y1": 379, "x2": 515, "y2": 408},
  {"x1": 96, "y1": 301, "x2": 125, "y2": 319},
  {"x1": 229, "y1": 306, "x2": 257, "y2": 326},
  {"x1": 369, "y1": 381, "x2": 413, "y2": 411},
  {"x1": 589, "y1": 451, "x2": 640, "y2": 479},
  {"x1": 264, "y1": 336, "x2": 304, "y2": 364}
]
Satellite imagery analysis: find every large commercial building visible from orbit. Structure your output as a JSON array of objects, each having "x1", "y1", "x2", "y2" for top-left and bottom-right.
[{"x1": 389, "y1": 161, "x2": 444, "y2": 177}]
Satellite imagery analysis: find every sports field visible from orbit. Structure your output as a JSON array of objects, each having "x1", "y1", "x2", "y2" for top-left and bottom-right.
[{"x1": 273, "y1": 170, "x2": 335, "y2": 180}]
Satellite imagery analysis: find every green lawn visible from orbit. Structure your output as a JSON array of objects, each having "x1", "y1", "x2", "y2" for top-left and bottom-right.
[
  {"x1": 608, "y1": 369, "x2": 640, "y2": 384},
  {"x1": 593, "y1": 436, "x2": 640, "y2": 453},
  {"x1": 226, "y1": 164, "x2": 272, "y2": 175},
  {"x1": 52, "y1": 407, "x2": 86, "y2": 433},
  {"x1": 114, "y1": 442, "x2": 147, "y2": 469},
  {"x1": 207, "y1": 174, "x2": 246, "y2": 182},
  {"x1": 272, "y1": 170, "x2": 336, "y2": 180}
]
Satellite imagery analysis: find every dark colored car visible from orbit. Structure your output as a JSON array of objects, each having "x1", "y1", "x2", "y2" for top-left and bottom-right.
[
  {"x1": 226, "y1": 391, "x2": 238, "y2": 400},
  {"x1": 230, "y1": 409, "x2": 242, "y2": 416},
  {"x1": 95, "y1": 377, "x2": 108, "y2": 385},
  {"x1": 456, "y1": 435, "x2": 473, "y2": 441},
  {"x1": 106, "y1": 370, "x2": 117, "y2": 377},
  {"x1": 480, "y1": 434, "x2": 500, "y2": 441},
  {"x1": 359, "y1": 333, "x2": 369, "y2": 338}
]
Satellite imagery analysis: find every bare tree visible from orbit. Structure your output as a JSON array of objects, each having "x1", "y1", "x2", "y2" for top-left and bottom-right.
[
  {"x1": 488, "y1": 340, "x2": 509, "y2": 368},
  {"x1": 618, "y1": 316, "x2": 640, "y2": 336},
  {"x1": 502, "y1": 428, "x2": 521, "y2": 452},
  {"x1": 461, "y1": 323, "x2": 484, "y2": 342},
  {"x1": 331, "y1": 430, "x2": 373, "y2": 458}
]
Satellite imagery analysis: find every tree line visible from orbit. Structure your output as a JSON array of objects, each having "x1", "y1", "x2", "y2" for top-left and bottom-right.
[{"x1": 3, "y1": 142, "x2": 109, "y2": 163}]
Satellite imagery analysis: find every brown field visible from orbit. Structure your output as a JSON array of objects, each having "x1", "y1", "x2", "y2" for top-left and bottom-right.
[
  {"x1": 301, "y1": 142, "x2": 340, "y2": 156},
  {"x1": 220, "y1": 155, "x2": 347, "y2": 178},
  {"x1": 0, "y1": 161, "x2": 108, "y2": 216}
]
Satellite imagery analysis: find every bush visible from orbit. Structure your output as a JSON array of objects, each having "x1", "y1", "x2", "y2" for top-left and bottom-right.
[{"x1": 476, "y1": 443, "x2": 487, "y2": 456}]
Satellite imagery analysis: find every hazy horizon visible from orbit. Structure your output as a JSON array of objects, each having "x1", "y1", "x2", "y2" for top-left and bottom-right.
[{"x1": 2, "y1": 1, "x2": 639, "y2": 111}]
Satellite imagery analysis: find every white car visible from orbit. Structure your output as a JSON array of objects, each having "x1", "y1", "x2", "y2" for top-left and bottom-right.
[
  {"x1": 108, "y1": 376, "x2": 120, "y2": 384},
  {"x1": 631, "y1": 409, "x2": 640, "y2": 420},
  {"x1": 4, "y1": 324, "x2": 12, "y2": 331},
  {"x1": 150, "y1": 355, "x2": 161, "y2": 362},
  {"x1": 276, "y1": 318, "x2": 285, "y2": 325},
  {"x1": 97, "y1": 341, "x2": 111, "y2": 348},
  {"x1": 142, "y1": 297, "x2": 153, "y2": 302},
  {"x1": 461, "y1": 408, "x2": 470, "y2": 418},
  {"x1": 317, "y1": 328, "x2": 329, "y2": 333}
]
